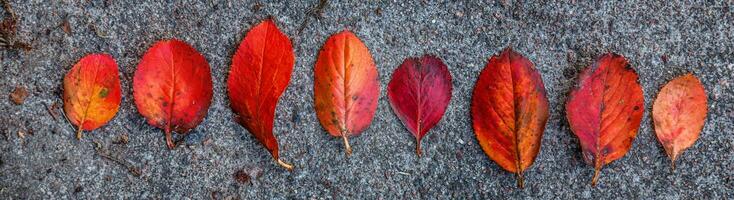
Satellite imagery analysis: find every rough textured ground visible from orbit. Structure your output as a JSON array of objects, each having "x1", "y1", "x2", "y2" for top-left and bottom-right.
[{"x1": 1, "y1": 0, "x2": 733, "y2": 199}]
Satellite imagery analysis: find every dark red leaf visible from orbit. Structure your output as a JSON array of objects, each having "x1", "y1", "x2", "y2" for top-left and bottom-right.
[{"x1": 387, "y1": 55, "x2": 452, "y2": 156}]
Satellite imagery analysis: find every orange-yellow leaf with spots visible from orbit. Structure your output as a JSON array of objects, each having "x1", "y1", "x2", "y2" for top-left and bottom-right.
[
  {"x1": 314, "y1": 30, "x2": 379, "y2": 156},
  {"x1": 63, "y1": 53, "x2": 121, "y2": 139}
]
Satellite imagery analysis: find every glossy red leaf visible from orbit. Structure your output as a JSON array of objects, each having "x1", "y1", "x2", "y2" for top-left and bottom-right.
[
  {"x1": 314, "y1": 30, "x2": 379, "y2": 156},
  {"x1": 471, "y1": 48, "x2": 549, "y2": 188},
  {"x1": 227, "y1": 19, "x2": 295, "y2": 170},
  {"x1": 133, "y1": 39, "x2": 213, "y2": 149},
  {"x1": 63, "y1": 53, "x2": 121, "y2": 139},
  {"x1": 566, "y1": 53, "x2": 644, "y2": 186},
  {"x1": 653, "y1": 73, "x2": 707, "y2": 169},
  {"x1": 387, "y1": 55, "x2": 452, "y2": 156}
]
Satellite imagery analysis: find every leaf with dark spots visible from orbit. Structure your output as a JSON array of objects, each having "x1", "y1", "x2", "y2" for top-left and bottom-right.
[
  {"x1": 227, "y1": 19, "x2": 295, "y2": 170},
  {"x1": 653, "y1": 73, "x2": 707, "y2": 169},
  {"x1": 565, "y1": 53, "x2": 644, "y2": 186},
  {"x1": 314, "y1": 30, "x2": 379, "y2": 156},
  {"x1": 387, "y1": 55, "x2": 452, "y2": 156},
  {"x1": 133, "y1": 39, "x2": 213, "y2": 149},
  {"x1": 471, "y1": 48, "x2": 549, "y2": 188},
  {"x1": 62, "y1": 54, "x2": 121, "y2": 139}
]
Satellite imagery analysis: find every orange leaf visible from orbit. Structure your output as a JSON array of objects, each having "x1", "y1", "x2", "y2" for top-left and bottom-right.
[
  {"x1": 471, "y1": 48, "x2": 549, "y2": 188},
  {"x1": 653, "y1": 73, "x2": 707, "y2": 169},
  {"x1": 314, "y1": 30, "x2": 379, "y2": 156},
  {"x1": 227, "y1": 19, "x2": 295, "y2": 170},
  {"x1": 565, "y1": 53, "x2": 644, "y2": 186},
  {"x1": 63, "y1": 53, "x2": 122, "y2": 139},
  {"x1": 133, "y1": 39, "x2": 213, "y2": 149}
]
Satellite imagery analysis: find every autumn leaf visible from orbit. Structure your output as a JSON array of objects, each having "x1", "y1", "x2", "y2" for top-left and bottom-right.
[
  {"x1": 227, "y1": 19, "x2": 295, "y2": 170},
  {"x1": 565, "y1": 53, "x2": 644, "y2": 186},
  {"x1": 314, "y1": 30, "x2": 379, "y2": 156},
  {"x1": 133, "y1": 39, "x2": 213, "y2": 149},
  {"x1": 653, "y1": 73, "x2": 707, "y2": 169},
  {"x1": 63, "y1": 53, "x2": 121, "y2": 139},
  {"x1": 387, "y1": 55, "x2": 452, "y2": 156},
  {"x1": 471, "y1": 48, "x2": 549, "y2": 188}
]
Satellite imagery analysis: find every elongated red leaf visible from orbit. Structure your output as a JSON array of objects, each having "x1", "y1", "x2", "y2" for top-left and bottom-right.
[
  {"x1": 133, "y1": 39, "x2": 213, "y2": 149},
  {"x1": 63, "y1": 53, "x2": 121, "y2": 139},
  {"x1": 471, "y1": 48, "x2": 549, "y2": 188},
  {"x1": 387, "y1": 55, "x2": 452, "y2": 156},
  {"x1": 227, "y1": 19, "x2": 295, "y2": 170},
  {"x1": 653, "y1": 73, "x2": 707, "y2": 169},
  {"x1": 314, "y1": 30, "x2": 379, "y2": 156},
  {"x1": 566, "y1": 53, "x2": 644, "y2": 186}
]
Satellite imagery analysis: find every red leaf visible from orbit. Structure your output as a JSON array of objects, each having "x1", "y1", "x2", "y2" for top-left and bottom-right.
[
  {"x1": 653, "y1": 73, "x2": 707, "y2": 169},
  {"x1": 133, "y1": 39, "x2": 213, "y2": 149},
  {"x1": 63, "y1": 53, "x2": 122, "y2": 139},
  {"x1": 387, "y1": 55, "x2": 452, "y2": 156},
  {"x1": 471, "y1": 48, "x2": 549, "y2": 188},
  {"x1": 565, "y1": 53, "x2": 644, "y2": 186},
  {"x1": 314, "y1": 30, "x2": 379, "y2": 156},
  {"x1": 227, "y1": 19, "x2": 295, "y2": 170}
]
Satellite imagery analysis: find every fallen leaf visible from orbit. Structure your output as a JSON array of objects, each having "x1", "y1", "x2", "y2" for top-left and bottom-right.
[
  {"x1": 565, "y1": 53, "x2": 644, "y2": 186},
  {"x1": 471, "y1": 48, "x2": 549, "y2": 188},
  {"x1": 133, "y1": 39, "x2": 213, "y2": 149},
  {"x1": 9, "y1": 85, "x2": 27, "y2": 105},
  {"x1": 387, "y1": 55, "x2": 452, "y2": 156},
  {"x1": 227, "y1": 19, "x2": 295, "y2": 170},
  {"x1": 62, "y1": 54, "x2": 121, "y2": 139},
  {"x1": 314, "y1": 30, "x2": 379, "y2": 156},
  {"x1": 653, "y1": 73, "x2": 707, "y2": 169}
]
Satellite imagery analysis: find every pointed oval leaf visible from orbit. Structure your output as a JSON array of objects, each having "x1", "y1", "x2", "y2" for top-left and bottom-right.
[
  {"x1": 387, "y1": 55, "x2": 452, "y2": 156},
  {"x1": 471, "y1": 48, "x2": 549, "y2": 188},
  {"x1": 63, "y1": 53, "x2": 122, "y2": 139},
  {"x1": 653, "y1": 73, "x2": 707, "y2": 168},
  {"x1": 133, "y1": 39, "x2": 213, "y2": 149},
  {"x1": 314, "y1": 30, "x2": 379, "y2": 156},
  {"x1": 228, "y1": 19, "x2": 295, "y2": 170},
  {"x1": 565, "y1": 53, "x2": 644, "y2": 186}
]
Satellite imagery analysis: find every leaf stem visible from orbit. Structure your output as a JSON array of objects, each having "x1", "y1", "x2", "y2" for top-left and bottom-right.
[
  {"x1": 76, "y1": 126, "x2": 83, "y2": 140},
  {"x1": 341, "y1": 133, "x2": 352, "y2": 156},
  {"x1": 276, "y1": 158, "x2": 294, "y2": 171},
  {"x1": 670, "y1": 158, "x2": 676, "y2": 171},
  {"x1": 516, "y1": 171, "x2": 525, "y2": 188},
  {"x1": 415, "y1": 139, "x2": 422, "y2": 157},
  {"x1": 165, "y1": 127, "x2": 175, "y2": 149},
  {"x1": 591, "y1": 161, "x2": 602, "y2": 187}
]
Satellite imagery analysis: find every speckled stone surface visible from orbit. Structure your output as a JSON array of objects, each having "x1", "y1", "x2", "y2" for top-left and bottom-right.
[{"x1": 1, "y1": 0, "x2": 732, "y2": 199}]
